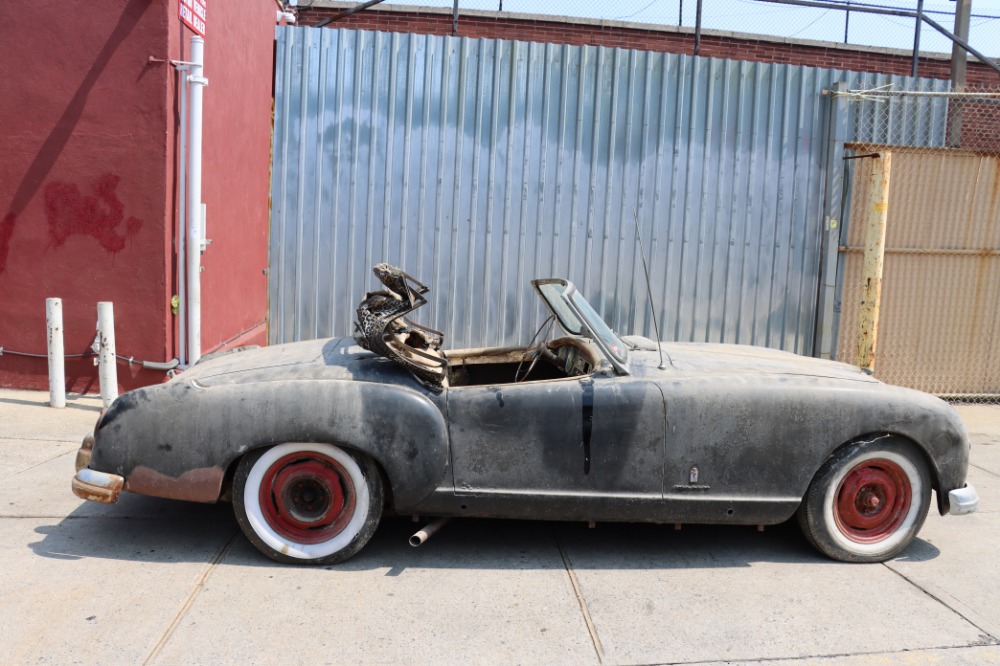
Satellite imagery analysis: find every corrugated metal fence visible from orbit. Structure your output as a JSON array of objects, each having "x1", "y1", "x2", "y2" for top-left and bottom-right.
[{"x1": 269, "y1": 26, "x2": 946, "y2": 353}]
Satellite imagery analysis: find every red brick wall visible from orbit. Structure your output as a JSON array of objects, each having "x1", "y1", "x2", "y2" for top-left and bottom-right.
[{"x1": 297, "y1": 7, "x2": 1000, "y2": 87}]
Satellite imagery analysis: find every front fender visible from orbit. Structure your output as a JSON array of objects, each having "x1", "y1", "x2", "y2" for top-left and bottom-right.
[
  {"x1": 656, "y1": 375, "x2": 970, "y2": 522},
  {"x1": 92, "y1": 379, "x2": 449, "y2": 509}
]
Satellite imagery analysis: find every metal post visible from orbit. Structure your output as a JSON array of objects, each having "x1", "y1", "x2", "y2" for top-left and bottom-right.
[
  {"x1": 187, "y1": 36, "x2": 208, "y2": 365},
  {"x1": 855, "y1": 152, "x2": 892, "y2": 374},
  {"x1": 950, "y1": 0, "x2": 971, "y2": 88},
  {"x1": 814, "y1": 83, "x2": 850, "y2": 360},
  {"x1": 949, "y1": 0, "x2": 971, "y2": 146},
  {"x1": 911, "y1": 0, "x2": 923, "y2": 77},
  {"x1": 452, "y1": 0, "x2": 459, "y2": 36},
  {"x1": 96, "y1": 302, "x2": 119, "y2": 408},
  {"x1": 694, "y1": 0, "x2": 703, "y2": 55},
  {"x1": 844, "y1": 2, "x2": 850, "y2": 43},
  {"x1": 46, "y1": 298, "x2": 65, "y2": 409}
]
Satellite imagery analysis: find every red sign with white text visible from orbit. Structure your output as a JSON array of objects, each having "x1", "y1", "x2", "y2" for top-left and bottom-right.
[{"x1": 179, "y1": 0, "x2": 206, "y2": 36}]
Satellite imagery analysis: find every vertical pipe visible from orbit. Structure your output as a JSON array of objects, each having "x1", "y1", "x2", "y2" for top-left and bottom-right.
[
  {"x1": 855, "y1": 152, "x2": 892, "y2": 374},
  {"x1": 97, "y1": 302, "x2": 119, "y2": 408},
  {"x1": 177, "y1": 64, "x2": 188, "y2": 368},
  {"x1": 46, "y1": 298, "x2": 65, "y2": 409},
  {"x1": 452, "y1": 0, "x2": 459, "y2": 36},
  {"x1": 911, "y1": 0, "x2": 923, "y2": 77},
  {"x1": 187, "y1": 36, "x2": 207, "y2": 365},
  {"x1": 844, "y1": 2, "x2": 850, "y2": 43}
]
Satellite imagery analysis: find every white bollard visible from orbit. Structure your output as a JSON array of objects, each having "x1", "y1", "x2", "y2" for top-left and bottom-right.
[
  {"x1": 46, "y1": 298, "x2": 66, "y2": 409},
  {"x1": 96, "y1": 302, "x2": 118, "y2": 408}
]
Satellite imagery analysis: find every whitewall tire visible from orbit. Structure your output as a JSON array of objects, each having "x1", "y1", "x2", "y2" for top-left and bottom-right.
[
  {"x1": 797, "y1": 437, "x2": 931, "y2": 563},
  {"x1": 233, "y1": 443, "x2": 383, "y2": 565}
]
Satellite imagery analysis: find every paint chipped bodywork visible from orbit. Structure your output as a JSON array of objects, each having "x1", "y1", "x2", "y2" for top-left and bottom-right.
[{"x1": 125, "y1": 465, "x2": 225, "y2": 503}]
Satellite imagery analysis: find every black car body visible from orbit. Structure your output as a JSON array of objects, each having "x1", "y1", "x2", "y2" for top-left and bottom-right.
[{"x1": 73, "y1": 264, "x2": 978, "y2": 564}]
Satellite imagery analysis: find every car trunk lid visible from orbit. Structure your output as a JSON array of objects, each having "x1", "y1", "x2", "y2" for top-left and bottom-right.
[{"x1": 179, "y1": 338, "x2": 400, "y2": 386}]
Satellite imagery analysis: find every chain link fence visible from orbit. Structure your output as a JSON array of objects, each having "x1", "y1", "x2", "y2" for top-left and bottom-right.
[
  {"x1": 364, "y1": 0, "x2": 1000, "y2": 56},
  {"x1": 834, "y1": 83, "x2": 1000, "y2": 404}
]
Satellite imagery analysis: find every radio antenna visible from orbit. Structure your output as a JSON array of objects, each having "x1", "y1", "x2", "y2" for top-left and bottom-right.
[{"x1": 633, "y1": 209, "x2": 666, "y2": 370}]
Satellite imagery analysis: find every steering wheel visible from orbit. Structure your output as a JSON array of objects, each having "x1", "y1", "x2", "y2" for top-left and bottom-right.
[{"x1": 514, "y1": 315, "x2": 557, "y2": 383}]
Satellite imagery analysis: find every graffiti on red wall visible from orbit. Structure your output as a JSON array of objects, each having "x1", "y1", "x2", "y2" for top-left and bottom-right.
[
  {"x1": 44, "y1": 173, "x2": 142, "y2": 252},
  {"x1": 0, "y1": 174, "x2": 142, "y2": 273}
]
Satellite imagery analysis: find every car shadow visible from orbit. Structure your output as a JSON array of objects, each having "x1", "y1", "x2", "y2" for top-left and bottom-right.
[
  {"x1": 336, "y1": 516, "x2": 941, "y2": 573},
  {"x1": 28, "y1": 497, "x2": 941, "y2": 569}
]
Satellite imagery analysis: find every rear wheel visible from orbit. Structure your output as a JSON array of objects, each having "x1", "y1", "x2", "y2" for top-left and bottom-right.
[
  {"x1": 797, "y1": 437, "x2": 931, "y2": 563},
  {"x1": 233, "y1": 443, "x2": 383, "y2": 565}
]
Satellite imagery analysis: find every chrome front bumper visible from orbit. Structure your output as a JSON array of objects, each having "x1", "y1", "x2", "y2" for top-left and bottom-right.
[{"x1": 948, "y1": 485, "x2": 979, "y2": 515}]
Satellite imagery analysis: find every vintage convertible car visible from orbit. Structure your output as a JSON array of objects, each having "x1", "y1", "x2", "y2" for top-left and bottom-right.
[{"x1": 72, "y1": 264, "x2": 978, "y2": 564}]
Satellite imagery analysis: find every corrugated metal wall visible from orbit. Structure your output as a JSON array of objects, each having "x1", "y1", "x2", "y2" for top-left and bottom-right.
[{"x1": 269, "y1": 26, "x2": 942, "y2": 353}]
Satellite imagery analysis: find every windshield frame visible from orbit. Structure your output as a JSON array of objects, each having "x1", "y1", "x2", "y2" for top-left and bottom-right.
[{"x1": 532, "y1": 278, "x2": 630, "y2": 375}]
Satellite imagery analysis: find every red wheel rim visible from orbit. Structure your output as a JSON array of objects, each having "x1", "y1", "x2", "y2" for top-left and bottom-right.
[
  {"x1": 834, "y1": 458, "x2": 912, "y2": 543},
  {"x1": 258, "y1": 451, "x2": 357, "y2": 544}
]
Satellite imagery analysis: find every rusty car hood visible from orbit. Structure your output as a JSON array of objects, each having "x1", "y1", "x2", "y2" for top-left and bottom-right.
[{"x1": 633, "y1": 341, "x2": 879, "y2": 383}]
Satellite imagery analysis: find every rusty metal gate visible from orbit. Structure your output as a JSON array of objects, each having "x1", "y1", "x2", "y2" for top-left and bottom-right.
[{"x1": 837, "y1": 146, "x2": 1000, "y2": 398}]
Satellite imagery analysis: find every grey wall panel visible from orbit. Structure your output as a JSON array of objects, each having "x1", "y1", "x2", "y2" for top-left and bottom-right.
[{"x1": 269, "y1": 26, "x2": 945, "y2": 354}]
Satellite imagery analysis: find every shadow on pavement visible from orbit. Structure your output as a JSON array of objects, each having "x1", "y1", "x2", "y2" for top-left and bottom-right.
[
  {"x1": 0, "y1": 396, "x2": 102, "y2": 412},
  {"x1": 27, "y1": 496, "x2": 235, "y2": 563},
  {"x1": 27, "y1": 497, "x2": 941, "y2": 569}
]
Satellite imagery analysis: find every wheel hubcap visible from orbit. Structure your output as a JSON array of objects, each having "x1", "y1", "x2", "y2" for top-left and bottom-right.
[
  {"x1": 259, "y1": 452, "x2": 356, "y2": 544},
  {"x1": 834, "y1": 458, "x2": 912, "y2": 543}
]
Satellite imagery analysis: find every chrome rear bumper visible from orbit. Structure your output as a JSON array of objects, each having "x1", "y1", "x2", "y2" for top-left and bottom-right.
[
  {"x1": 72, "y1": 467, "x2": 123, "y2": 504},
  {"x1": 948, "y1": 485, "x2": 979, "y2": 515}
]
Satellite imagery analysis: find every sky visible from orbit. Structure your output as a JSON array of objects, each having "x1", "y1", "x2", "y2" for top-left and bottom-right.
[{"x1": 379, "y1": 0, "x2": 1000, "y2": 57}]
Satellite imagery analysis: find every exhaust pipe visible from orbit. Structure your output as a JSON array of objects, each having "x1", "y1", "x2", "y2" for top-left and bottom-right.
[{"x1": 409, "y1": 518, "x2": 450, "y2": 547}]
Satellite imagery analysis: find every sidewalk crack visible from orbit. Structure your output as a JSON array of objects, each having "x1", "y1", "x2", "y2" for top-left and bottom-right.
[
  {"x1": 142, "y1": 527, "x2": 239, "y2": 665},
  {"x1": 883, "y1": 562, "x2": 999, "y2": 644},
  {"x1": 555, "y1": 534, "x2": 604, "y2": 664},
  {"x1": 970, "y1": 462, "x2": 1000, "y2": 478}
]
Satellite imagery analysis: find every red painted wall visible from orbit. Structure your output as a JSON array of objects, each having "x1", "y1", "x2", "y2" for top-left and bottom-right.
[
  {"x1": 167, "y1": 0, "x2": 273, "y2": 358},
  {"x1": 0, "y1": 0, "x2": 274, "y2": 393}
]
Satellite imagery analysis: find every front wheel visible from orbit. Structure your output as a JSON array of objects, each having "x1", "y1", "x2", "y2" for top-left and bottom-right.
[
  {"x1": 233, "y1": 443, "x2": 383, "y2": 565},
  {"x1": 797, "y1": 437, "x2": 931, "y2": 563}
]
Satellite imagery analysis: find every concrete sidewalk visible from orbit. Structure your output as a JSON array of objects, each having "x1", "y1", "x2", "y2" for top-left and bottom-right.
[{"x1": 1, "y1": 388, "x2": 998, "y2": 665}]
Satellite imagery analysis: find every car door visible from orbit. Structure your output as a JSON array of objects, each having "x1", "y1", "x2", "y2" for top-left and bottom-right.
[{"x1": 447, "y1": 374, "x2": 664, "y2": 498}]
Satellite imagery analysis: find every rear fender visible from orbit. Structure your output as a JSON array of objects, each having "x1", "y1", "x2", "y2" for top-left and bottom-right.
[{"x1": 93, "y1": 379, "x2": 449, "y2": 509}]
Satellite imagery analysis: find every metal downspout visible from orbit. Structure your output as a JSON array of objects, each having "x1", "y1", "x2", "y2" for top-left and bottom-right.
[
  {"x1": 186, "y1": 36, "x2": 208, "y2": 365},
  {"x1": 177, "y1": 62, "x2": 188, "y2": 368}
]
